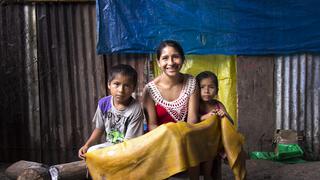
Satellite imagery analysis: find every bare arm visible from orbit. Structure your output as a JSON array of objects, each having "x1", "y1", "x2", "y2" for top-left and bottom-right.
[
  {"x1": 142, "y1": 87, "x2": 158, "y2": 131},
  {"x1": 200, "y1": 112, "x2": 215, "y2": 121},
  {"x1": 78, "y1": 128, "x2": 104, "y2": 159},
  {"x1": 187, "y1": 85, "x2": 199, "y2": 124}
]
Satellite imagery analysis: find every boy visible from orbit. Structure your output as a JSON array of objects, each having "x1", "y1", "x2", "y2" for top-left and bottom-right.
[{"x1": 78, "y1": 64, "x2": 145, "y2": 159}]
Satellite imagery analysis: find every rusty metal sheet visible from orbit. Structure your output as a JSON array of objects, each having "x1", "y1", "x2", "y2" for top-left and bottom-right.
[
  {"x1": 275, "y1": 54, "x2": 320, "y2": 160},
  {"x1": 36, "y1": 3, "x2": 105, "y2": 164},
  {"x1": 0, "y1": 3, "x2": 31, "y2": 163},
  {"x1": 1, "y1": 2, "x2": 150, "y2": 164}
]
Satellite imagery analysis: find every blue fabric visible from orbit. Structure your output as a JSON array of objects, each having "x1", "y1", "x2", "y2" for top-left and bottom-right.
[{"x1": 96, "y1": 0, "x2": 320, "y2": 55}]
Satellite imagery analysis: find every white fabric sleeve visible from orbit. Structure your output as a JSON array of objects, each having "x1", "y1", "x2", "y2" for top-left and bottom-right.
[
  {"x1": 87, "y1": 142, "x2": 114, "y2": 152},
  {"x1": 124, "y1": 104, "x2": 145, "y2": 139},
  {"x1": 92, "y1": 106, "x2": 105, "y2": 130}
]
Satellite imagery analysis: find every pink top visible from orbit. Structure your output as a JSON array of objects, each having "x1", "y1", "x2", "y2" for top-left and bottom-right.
[{"x1": 199, "y1": 100, "x2": 221, "y2": 116}]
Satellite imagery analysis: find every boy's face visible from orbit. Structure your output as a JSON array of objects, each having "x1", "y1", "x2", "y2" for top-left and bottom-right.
[
  {"x1": 108, "y1": 74, "x2": 135, "y2": 105},
  {"x1": 200, "y1": 77, "x2": 217, "y2": 102}
]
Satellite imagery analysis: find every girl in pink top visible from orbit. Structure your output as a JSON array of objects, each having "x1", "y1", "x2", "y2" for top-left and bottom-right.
[{"x1": 196, "y1": 71, "x2": 234, "y2": 179}]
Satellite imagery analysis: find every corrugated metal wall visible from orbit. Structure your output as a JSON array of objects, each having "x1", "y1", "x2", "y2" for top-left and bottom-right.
[
  {"x1": 36, "y1": 3, "x2": 107, "y2": 164},
  {"x1": 0, "y1": 2, "x2": 108, "y2": 164},
  {"x1": 1, "y1": 2, "x2": 150, "y2": 164},
  {"x1": 0, "y1": 3, "x2": 30, "y2": 163},
  {"x1": 275, "y1": 54, "x2": 320, "y2": 160},
  {"x1": 24, "y1": 4, "x2": 41, "y2": 162},
  {"x1": 238, "y1": 54, "x2": 320, "y2": 160}
]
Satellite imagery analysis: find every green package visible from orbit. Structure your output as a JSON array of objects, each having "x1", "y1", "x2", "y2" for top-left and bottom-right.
[
  {"x1": 250, "y1": 144, "x2": 305, "y2": 164},
  {"x1": 275, "y1": 143, "x2": 303, "y2": 160}
]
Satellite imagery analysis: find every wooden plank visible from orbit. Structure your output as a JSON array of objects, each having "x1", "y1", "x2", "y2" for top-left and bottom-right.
[
  {"x1": 237, "y1": 56, "x2": 275, "y2": 153},
  {"x1": 50, "y1": 160, "x2": 86, "y2": 179},
  {"x1": 17, "y1": 168, "x2": 50, "y2": 180}
]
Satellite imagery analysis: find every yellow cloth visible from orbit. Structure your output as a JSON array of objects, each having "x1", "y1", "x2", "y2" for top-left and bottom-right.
[
  {"x1": 86, "y1": 115, "x2": 245, "y2": 180},
  {"x1": 221, "y1": 117, "x2": 246, "y2": 180}
]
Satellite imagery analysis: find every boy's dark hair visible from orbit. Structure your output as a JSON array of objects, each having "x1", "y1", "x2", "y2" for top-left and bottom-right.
[
  {"x1": 196, "y1": 71, "x2": 219, "y2": 93},
  {"x1": 156, "y1": 40, "x2": 185, "y2": 61},
  {"x1": 108, "y1": 64, "x2": 138, "y2": 88}
]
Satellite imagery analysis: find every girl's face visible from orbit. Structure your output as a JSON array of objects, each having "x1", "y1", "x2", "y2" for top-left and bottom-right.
[
  {"x1": 200, "y1": 77, "x2": 218, "y2": 102},
  {"x1": 157, "y1": 46, "x2": 184, "y2": 77}
]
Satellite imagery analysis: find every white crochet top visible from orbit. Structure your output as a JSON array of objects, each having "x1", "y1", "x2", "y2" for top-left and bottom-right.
[{"x1": 146, "y1": 74, "x2": 196, "y2": 122}]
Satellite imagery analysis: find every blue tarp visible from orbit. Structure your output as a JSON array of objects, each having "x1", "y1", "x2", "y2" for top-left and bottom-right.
[{"x1": 96, "y1": 0, "x2": 320, "y2": 55}]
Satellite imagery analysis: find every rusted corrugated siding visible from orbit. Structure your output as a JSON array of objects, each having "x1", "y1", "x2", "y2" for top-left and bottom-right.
[
  {"x1": 24, "y1": 4, "x2": 42, "y2": 162},
  {"x1": 275, "y1": 54, "x2": 320, "y2": 160},
  {"x1": 0, "y1": 4, "x2": 32, "y2": 162},
  {"x1": 36, "y1": 2, "x2": 106, "y2": 164},
  {"x1": 1, "y1": 2, "x2": 150, "y2": 164}
]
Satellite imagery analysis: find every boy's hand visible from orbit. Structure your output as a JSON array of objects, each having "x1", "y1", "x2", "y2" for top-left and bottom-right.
[{"x1": 78, "y1": 145, "x2": 89, "y2": 159}]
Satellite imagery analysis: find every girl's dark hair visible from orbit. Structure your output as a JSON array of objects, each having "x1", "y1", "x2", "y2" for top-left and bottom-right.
[
  {"x1": 196, "y1": 71, "x2": 219, "y2": 92},
  {"x1": 108, "y1": 64, "x2": 138, "y2": 89},
  {"x1": 156, "y1": 40, "x2": 185, "y2": 61}
]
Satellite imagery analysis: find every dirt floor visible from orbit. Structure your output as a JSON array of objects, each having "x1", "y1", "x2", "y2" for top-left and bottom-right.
[
  {"x1": 221, "y1": 159, "x2": 320, "y2": 180},
  {"x1": 1, "y1": 160, "x2": 320, "y2": 179},
  {"x1": 0, "y1": 163, "x2": 10, "y2": 180}
]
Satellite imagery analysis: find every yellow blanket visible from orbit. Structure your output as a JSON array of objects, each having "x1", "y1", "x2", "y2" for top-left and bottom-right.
[{"x1": 86, "y1": 115, "x2": 245, "y2": 180}]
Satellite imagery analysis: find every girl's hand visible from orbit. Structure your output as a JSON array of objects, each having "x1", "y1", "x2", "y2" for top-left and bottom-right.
[
  {"x1": 211, "y1": 109, "x2": 226, "y2": 118},
  {"x1": 200, "y1": 109, "x2": 227, "y2": 121},
  {"x1": 78, "y1": 145, "x2": 89, "y2": 159}
]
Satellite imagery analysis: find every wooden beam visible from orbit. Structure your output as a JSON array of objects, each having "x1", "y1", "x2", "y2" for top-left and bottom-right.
[
  {"x1": 17, "y1": 167, "x2": 50, "y2": 180},
  {"x1": 49, "y1": 160, "x2": 87, "y2": 180}
]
